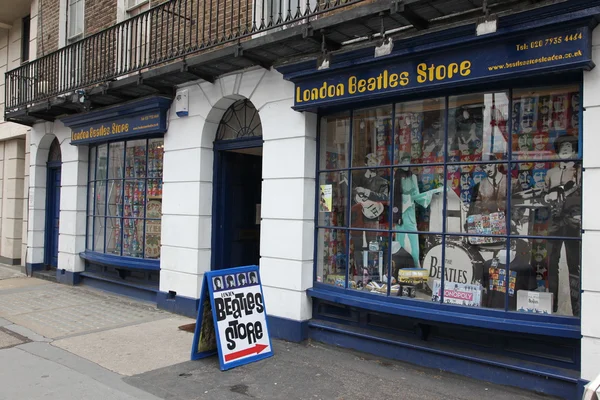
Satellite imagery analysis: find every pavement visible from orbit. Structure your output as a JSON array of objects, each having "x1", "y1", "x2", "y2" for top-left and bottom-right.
[{"x1": 0, "y1": 264, "x2": 558, "y2": 400}]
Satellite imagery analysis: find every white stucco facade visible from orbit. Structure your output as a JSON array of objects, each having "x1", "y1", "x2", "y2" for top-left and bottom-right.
[
  {"x1": 27, "y1": 122, "x2": 87, "y2": 280},
  {"x1": 160, "y1": 68, "x2": 315, "y2": 323},
  {"x1": 24, "y1": 67, "x2": 315, "y2": 324},
  {"x1": 581, "y1": 26, "x2": 600, "y2": 383},
  {"x1": 0, "y1": 5, "x2": 35, "y2": 267}
]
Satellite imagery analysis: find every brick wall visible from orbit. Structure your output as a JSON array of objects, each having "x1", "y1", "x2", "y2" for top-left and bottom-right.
[
  {"x1": 32, "y1": 0, "x2": 341, "y2": 90},
  {"x1": 36, "y1": 0, "x2": 118, "y2": 57},
  {"x1": 37, "y1": 0, "x2": 60, "y2": 56},
  {"x1": 85, "y1": 0, "x2": 118, "y2": 36}
]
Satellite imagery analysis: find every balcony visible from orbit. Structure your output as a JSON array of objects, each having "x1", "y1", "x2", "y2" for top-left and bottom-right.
[{"x1": 4, "y1": 0, "x2": 539, "y2": 125}]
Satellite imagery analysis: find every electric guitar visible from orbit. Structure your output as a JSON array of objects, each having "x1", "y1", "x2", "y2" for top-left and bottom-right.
[
  {"x1": 354, "y1": 190, "x2": 385, "y2": 220},
  {"x1": 545, "y1": 180, "x2": 580, "y2": 218}
]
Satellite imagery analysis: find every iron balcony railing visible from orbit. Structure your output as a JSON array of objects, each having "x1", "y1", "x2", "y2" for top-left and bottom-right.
[{"x1": 5, "y1": 0, "x2": 360, "y2": 112}]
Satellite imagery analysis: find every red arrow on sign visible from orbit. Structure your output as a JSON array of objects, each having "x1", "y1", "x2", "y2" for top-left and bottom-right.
[{"x1": 224, "y1": 344, "x2": 269, "y2": 362}]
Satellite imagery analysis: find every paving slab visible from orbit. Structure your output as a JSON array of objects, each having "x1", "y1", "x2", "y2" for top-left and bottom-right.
[
  {"x1": 0, "y1": 286, "x2": 107, "y2": 317},
  {"x1": 0, "y1": 327, "x2": 28, "y2": 349},
  {"x1": 125, "y1": 340, "x2": 556, "y2": 400},
  {"x1": 0, "y1": 265, "x2": 24, "y2": 280},
  {"x1": 0, "y1": 284, "x2": 168, "y2": 339},
  {"x1": 17, "y1": 341, "x2": 162, "y2": 400},
  {"x1": 0, "y1": 346, "x2": 157, "y2": 400},
  {"x1": 53, "y1": 316, "x2": 196, "y2": 376},
  {"x1": 0, "y1": 277, "x2": 51, "y2": 291}
]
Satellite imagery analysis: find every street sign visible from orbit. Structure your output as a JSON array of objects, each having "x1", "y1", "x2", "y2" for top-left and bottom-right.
[{"x1": 190, "y1": 265, "x2": 273, "y2": 370}]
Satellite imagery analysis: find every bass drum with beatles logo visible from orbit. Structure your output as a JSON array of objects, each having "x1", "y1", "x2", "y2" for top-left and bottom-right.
[{"x1": 421, "y1": 237, "x2": 484, "y2": 294}]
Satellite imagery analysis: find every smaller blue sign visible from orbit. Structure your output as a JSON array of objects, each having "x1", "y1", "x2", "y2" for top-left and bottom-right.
[
  {"x1": 191, "y1": 265, "x2": 273, "y2": 371},
  {"x1": 61, "y1": 96, "x2": 172, "y2": 145}
]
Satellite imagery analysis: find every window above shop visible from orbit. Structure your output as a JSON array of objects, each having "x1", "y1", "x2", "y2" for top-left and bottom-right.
[
  {"x1": 67, "y1": 0, "x2": 85, "y2": 41},
  {"x1": 316, "y1": 82, "x2": 582, "y2": 321},
  {"x1": 86, "y1": 138, "x2": 164, "y2": 262}
]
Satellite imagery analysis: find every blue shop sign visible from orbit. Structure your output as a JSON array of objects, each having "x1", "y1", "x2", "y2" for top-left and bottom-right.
[
  {"x1": 293, "y1": 27, "x2": 592, "y2": 109},
  {"x1": 62, "y1": 96, "x2": 172, "y2": 145}
]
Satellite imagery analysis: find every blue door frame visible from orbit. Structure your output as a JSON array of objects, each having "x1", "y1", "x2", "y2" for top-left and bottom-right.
[
  {"x1": 211, "y1": 137, "x2": 263, "y2": 271},
  {"x1": 44, "y1": 162, "x2": 61, "y2": 268}
]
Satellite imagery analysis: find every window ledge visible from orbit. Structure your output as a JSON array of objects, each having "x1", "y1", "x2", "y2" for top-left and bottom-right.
[
  {"x1": 308, "y1": 286, "x2": 581, "y2": 339},
  {"x1": 126, "y1": 0, "x2": 150, "y2": 13},
  {"x1": 80, "y1": 251, "x2": 160, "y2": 271}
]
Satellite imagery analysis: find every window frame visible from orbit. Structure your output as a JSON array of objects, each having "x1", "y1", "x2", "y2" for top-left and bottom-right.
[
  {"x1": 21, "y1": 15, "x2": 30, "y2": 63},
  {"x1": 85, "y1": 137, "x2": 163, "y2": 263},
  {"x1": 67, "y1": 0, "x2": 85, "y2": 42},
  {"x1": 313, "y1": 79, "x2": 583, "y2": 326}
]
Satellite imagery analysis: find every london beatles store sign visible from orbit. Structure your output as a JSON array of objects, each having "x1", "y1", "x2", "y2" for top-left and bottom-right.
[
  {"x1": 293, "y1": 27, "x2": 592, "y2": 109},
  {"x1": 70, "y1": 112, "x2": 165, "y2": 144}
]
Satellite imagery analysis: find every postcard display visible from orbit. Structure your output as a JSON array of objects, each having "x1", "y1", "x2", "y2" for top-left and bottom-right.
[
  {"x1": 106, "y1": 141, "x2": 163, "y2": 258},
  {"x1": 319, "y1": 88, "x2": 580, "y2": 315}
]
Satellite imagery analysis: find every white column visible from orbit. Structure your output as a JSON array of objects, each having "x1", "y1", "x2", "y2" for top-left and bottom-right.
[
  {"x1": 159, "y1": 86, "x2": 215, "y2": 301},
  {"x1": 0, "y1": 138, "x2": 25, "y2": 264},
  {"x1": 57, "y1": 123, "x2": 87, "y2": 283},
  {"x1": 27, "y1": 123, "x2": 51, "y2": 270},
  {"x1": 21, "y1": 133, "x2": 30, "y2": 266},
  {"x1": 581, "y1": 27, "x2": 600, "y2": 382},
  {"x1": 259, "y1": 96, "x2": 316, "y2": 328}
]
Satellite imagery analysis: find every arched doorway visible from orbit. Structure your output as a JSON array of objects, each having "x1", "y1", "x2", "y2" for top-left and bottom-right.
[
  {"x1": 212, "y1": 99, "x2": 263, "y2": 270},
  {"x1": 44, "y1": 138, "x2": 62, "y2": 269}
]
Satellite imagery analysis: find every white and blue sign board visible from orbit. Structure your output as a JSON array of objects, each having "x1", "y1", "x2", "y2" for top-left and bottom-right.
[{"x1": 190, "y1": 265, "x2": 273, "y2": 370}]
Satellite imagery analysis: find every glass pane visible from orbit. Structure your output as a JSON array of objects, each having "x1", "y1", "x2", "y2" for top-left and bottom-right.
[
  {"x1": 394, "y1": 97, "x2": 445, "y2": 164},
  {"x1": 123, "y1": 218, "x2": 144, "y2": 257},
  {"x1": 95, "y1": 180, "x2": 106, "y2": 216},
  {"x1": 432, "y1": 235, "x2": 494, "y2": 308},
  {"x1": 126, "y1": 140, "x2": 147, "y2": 179},
  {"x1": 348, "y1": 230, "x2": 390, "y2": 295},
  {"x1": 316, "y1": 228, "x2": 347, "y2": 287},
  {"x1": 68, "y1": 4, "x2": 77, "y2": 36},
  {"x1": 145, "y1": 191, "x2": 162, "y2": 259},
  {"x1": 93, "y1": 217, "x2": 105, "y2": 252},
  {"x1": 148, "y1": 138, "x2": 164, "y2": 179},
  {"x1": 145, "y1": 219, "x2": 161, "y2": 259},
  {"x1": 391, "y1": 233, "x2": 442, "y2": 301},
  {"x1": 124, "y1": 180, "x2": 145, "y2": 218},
  {"x1": 447, "y1": 163, "x2": 509, "y2": 235},
  {"x1": 392, "y1": 166, "x2": 444, "y2": 234},
  {"x1": 318, "y1": 172, "x2": 348, "y2": 227},
  {"x1": 96, "y1": 144, "x2": 108, "y2": 180},
  {"x1": 352, "y1": 105, "x2": 393, "y2": 167},
  {"x1": 350, "y1": 168, "x2": 390, "y2": 229},
  {"x1": 448, "y1": 92, "x2": 509, "y2": 162},
  {"x1": 511, "y1": 161, "x2": 581, "y2": 238},
  {"x1": 512, "y1": 86, "x2": 580, "y2": 161},
  {"x1": 88, "y1": 146, "x2": 96, "y2": 181},
  {"x1": 76, "y1": 1, "x2": 84, "y2": 33},
  {"x1": 147, "y1": 179, "x2": 162, "y2": 199},
  {"x1": 107, "y1": 180, "x2": 122, "y2": 218},
  {"x1": 108, "y1": 142, "x2": 124, "y2": 179},
  {"x1": 319, "y1": 113, "x2": 350, "y2": 170},
  {"x1": 510, "y1": 238, "x2": 580, "y2": 317},
  {"x1": 86, "y1": 216, "x2": 93, "y2": 250},
  {"x1": 87, "y1": 182, "x2": 95, "y2": 215},
  {"x1": 106, "y1": 218, "x2": 122, "y2": 256}
]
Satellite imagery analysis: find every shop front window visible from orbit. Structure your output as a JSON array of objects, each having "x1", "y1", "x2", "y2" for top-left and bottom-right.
[
  {"x1": 86, "y1": 138, "x2": 164, "y2": 259},
  {"x1": 316, "y1": 83, "x2": 581, "y2": 317}
]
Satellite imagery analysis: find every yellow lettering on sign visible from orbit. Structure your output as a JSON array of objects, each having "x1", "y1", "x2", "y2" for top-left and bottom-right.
[
  {"x1": 112, "y1": 123, "x2": 129, "y2": 134},
  {"x1": 417, "y1": 61, "x2": 472, "y2": 84}
]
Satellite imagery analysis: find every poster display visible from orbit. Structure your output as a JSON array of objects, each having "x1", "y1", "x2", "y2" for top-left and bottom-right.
[
  {"x1": 317, "y1": 83, "x2": 581, "y2": 316},
  {"x1": 191, "y1": 266, "x2": 273, "y2": 370},
  {"x1": 319, "y1": 185, "x2": 332, "y2": 212}
]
